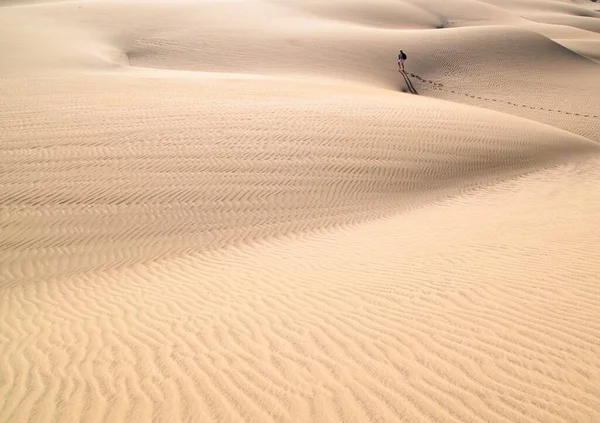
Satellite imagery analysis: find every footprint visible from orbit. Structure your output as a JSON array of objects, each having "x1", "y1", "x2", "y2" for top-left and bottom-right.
[{"x1": 425, "y1": 87, "x2": 588, "y2": 118}]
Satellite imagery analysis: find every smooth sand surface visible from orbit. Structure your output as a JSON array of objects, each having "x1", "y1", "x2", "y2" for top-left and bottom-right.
[{"x1": 1, "y1": 0, "x2": 600, "y2": 422}]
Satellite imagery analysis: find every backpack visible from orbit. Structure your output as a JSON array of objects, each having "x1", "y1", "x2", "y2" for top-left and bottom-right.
[{"x1": 401, "y1": 52, "x2": 407, "y2": 60}]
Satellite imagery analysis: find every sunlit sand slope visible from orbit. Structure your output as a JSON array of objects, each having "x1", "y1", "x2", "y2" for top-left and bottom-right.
[{"x1": 2, "y1": 158, "x2": 599, "y2": 423}]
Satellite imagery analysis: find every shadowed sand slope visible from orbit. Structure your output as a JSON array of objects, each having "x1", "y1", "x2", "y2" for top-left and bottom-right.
[
  {"x1": 2, "y1": 74, "x2": 597, "y2": 281},
  {"x1": 1, "y1": 0, "x2": 600, "y2": 422}
]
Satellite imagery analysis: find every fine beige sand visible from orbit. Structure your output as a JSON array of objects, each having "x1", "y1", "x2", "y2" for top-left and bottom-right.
[{"x1": 1, "y1": 0, "x2": 600, "y2": 422}]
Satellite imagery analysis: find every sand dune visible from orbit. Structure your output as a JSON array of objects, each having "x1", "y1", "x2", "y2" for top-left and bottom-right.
[
  {"x1": 2, "y1": 73, "x2": 597, "y2": 281},
  {"x1": 1, "y1": 0, "x2": 599, "y2": 422}
]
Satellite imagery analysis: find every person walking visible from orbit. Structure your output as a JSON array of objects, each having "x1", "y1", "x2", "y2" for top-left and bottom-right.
[{"x1": 398, "y1": 49, "x2": 407, "y2": 72}]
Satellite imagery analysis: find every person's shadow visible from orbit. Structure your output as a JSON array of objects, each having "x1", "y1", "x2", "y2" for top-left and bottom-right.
[{"x1": 400, "y1": 71, "x2": 418, "y2": 94}]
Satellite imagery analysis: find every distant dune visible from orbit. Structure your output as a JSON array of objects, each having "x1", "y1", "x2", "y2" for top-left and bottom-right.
[{"x1": 1, "y1": 1, "x2": 599, "y2": 422}]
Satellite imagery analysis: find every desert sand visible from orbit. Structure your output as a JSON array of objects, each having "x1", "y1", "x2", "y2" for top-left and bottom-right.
[{"x1": 1, "y1": 0, "x2": 600, "y2": 422}]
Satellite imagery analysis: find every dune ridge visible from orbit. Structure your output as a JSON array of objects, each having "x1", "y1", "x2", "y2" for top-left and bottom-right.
[{"x1": 1, "y1": 0, "x2": 600, "y2": 422}]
